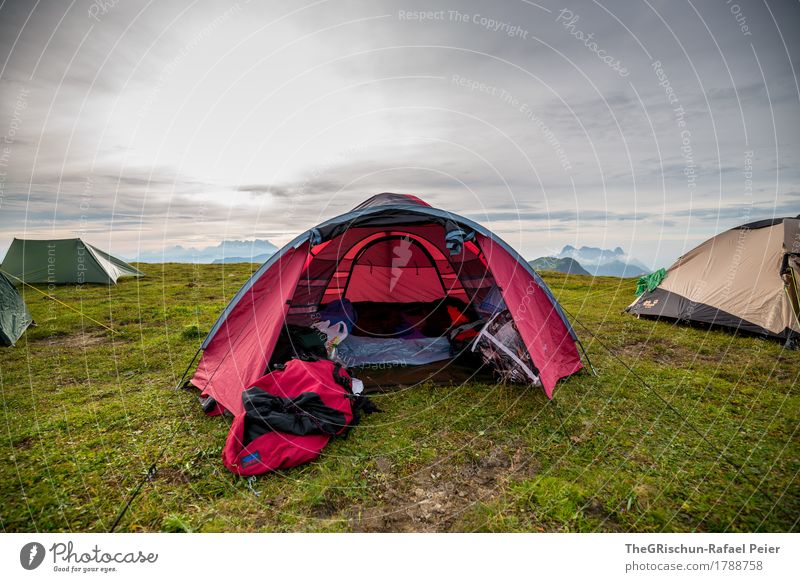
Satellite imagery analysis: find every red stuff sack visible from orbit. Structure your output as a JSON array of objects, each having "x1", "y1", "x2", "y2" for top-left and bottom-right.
[{"x1": 223, "y1": 359, "x2": 356, "y2": 476}]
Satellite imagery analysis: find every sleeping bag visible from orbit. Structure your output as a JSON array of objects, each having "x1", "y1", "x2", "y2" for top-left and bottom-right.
[{"x1": 223, "y1": 359, "x2": 359, "y2": 476}]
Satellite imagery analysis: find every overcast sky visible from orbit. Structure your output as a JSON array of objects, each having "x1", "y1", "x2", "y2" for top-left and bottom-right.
[{"x1": 0, "y1": 0, "x2": 798, "y2": 267}]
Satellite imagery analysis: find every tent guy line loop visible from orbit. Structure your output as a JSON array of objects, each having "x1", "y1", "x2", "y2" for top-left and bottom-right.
[
  {"x1": 0, "y1": 269, "x2": 119, "y2": 335},
  {"x1": 558, "y1": 303, "x2": 794, "y2": 524}
]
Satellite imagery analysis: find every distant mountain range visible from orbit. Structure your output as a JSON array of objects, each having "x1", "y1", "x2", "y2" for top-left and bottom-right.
[
  {"x1": 557, "y1": 245, "x2": 650, "y2": 277},
  {"x1": 529, "y1": 256, "x2": 591, "y2": 276},
  {"x1": 135, "y1": 239, "x2": 650, "y2": 277},
  {"x1": 211, "y1": 252, "x2": 274, "y2": 264},
  {"x1": 530, "y1": 245, "x2": 650, "y2": 278},
  {"x1": 137, "y1": 239, "x2": 278, "y2": 263}
]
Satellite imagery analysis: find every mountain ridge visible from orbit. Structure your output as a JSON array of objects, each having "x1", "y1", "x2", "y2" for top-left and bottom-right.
[
  {"x1": 136, "y1": 239, "x2": 278, "y2": 263},
  {"x1": 557, "y1": 245, "x2": 649, "y2": 278},
  {"x1": 529, "y1": 256, "x2": 592, "y2": 276}
]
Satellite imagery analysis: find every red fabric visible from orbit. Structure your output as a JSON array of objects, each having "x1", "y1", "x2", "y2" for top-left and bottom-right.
[
  {"x1": 296, "y1": 227, "x2": 475, "y2": 307},
  {"x1": 401, "y1": 194, "x2": 431, "y2": 207},
  {"x1": 190, "y1": 244, "x2": 310, "y2": 415},
  {"x1": 346, "y1": 265, "x2": 447, "y2": 302},
  {"x1": 248, "y1": 359, "x2": 354, "y2": 424},
  {"x1": 343, "y1": 237, "x2": 448, "y2": 302},
  {"x1": 447, "y1": 305, "x2": 469, "y2": 326},
  {"x1": 454, "y1": 328, "x2": 478, "y2": 341},
  {"x1": 224, "y1": 418, "x2": 330, "y2": 476},
  {"x1": 477, "y1": 235, "x2": 583, "y2": 397},
  {"x1": 222, "y1": 360, "x2": 354, "y2": 475}
]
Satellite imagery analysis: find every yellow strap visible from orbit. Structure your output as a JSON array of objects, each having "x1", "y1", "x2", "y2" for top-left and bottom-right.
[{"x1": 1, "y1": 270, "x2": 118, "y2": 335}]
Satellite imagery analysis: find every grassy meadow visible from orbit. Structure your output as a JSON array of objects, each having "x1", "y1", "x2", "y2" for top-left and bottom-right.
[{"x1": 0, "y1": 263, "x2": 797, "y2": 532}]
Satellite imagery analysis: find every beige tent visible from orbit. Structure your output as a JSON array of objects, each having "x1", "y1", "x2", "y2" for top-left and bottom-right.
[{"x1": 626, "y1": 216, "x2": 800, "y2": 342}]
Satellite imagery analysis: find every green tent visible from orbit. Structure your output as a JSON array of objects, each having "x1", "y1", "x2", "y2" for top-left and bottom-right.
[
  {"x1": 0, "y1": 271, "x2": 33, "y2": 346},
  {"x1": 1, "y1": 238, "x2": 143, "y2": 284}
]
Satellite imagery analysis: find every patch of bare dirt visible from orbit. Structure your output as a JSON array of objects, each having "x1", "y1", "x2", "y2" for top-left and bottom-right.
[
  {"x1": 582, "y1": 498, "x2": 621, "y2": 530},
  {"x1": 347, "y1": 444, "x2": 541, "y2": 532},
  {"x1": 35, "y1": 331, "x2": 110, "y2": 348},
  {"x1": 618, "y1": 340, "x2": 719, "y2": 367},
  {"x1": 13, "y1": 435, "x2": 36, "y2": 450},
  {"x1": 155, "y1": 467, "x2": 191, "y2": 485}
]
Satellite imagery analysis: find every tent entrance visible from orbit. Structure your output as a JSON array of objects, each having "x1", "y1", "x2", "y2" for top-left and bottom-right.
[
  {"x1": 283, "y1": 228, "x2": 496, "y2": 379},
  {"x1": 190, "y1": 193, "x2": 584, "y2": 412},
  {"x1": 288, "y1": 227, "x2": 495, "y2": 320}
]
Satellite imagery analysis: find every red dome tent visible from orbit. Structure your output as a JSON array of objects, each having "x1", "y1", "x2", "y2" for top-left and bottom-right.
[{"x1": 190, "y1": 194, "x2": 584, "y2": 414}]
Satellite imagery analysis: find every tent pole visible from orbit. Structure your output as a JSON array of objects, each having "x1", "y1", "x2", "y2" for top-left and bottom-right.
[
  {"x1": 576, "y1": 339, "x2": 597, "y2": 375},
  {"x1": 174, "y1": 348, "x2": 201, "y2": 390}
]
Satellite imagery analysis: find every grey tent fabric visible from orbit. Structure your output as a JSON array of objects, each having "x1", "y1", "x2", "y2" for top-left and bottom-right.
[
  {"x1": 0, "y1": 272, "x2": 32, "y2": 346},
  {"x1": 626, "y1": 216, "x2": 800, "y2": 340},
  {"x1": 1, "y1": 238, "x2": 143, "y2": 284}
]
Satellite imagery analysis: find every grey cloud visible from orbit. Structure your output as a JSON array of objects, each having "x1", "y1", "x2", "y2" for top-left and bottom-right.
[
  {"x1": 467, "y1": 209, "x2": 653, "y2": 223},
  {"x1": 666, "y1": 201, "x2": 799, "y2": 221}
]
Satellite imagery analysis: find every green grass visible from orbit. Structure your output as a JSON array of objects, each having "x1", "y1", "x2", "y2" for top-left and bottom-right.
[{"x1": 0, "y1": 264, "x2": 797, "y2": 532}]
